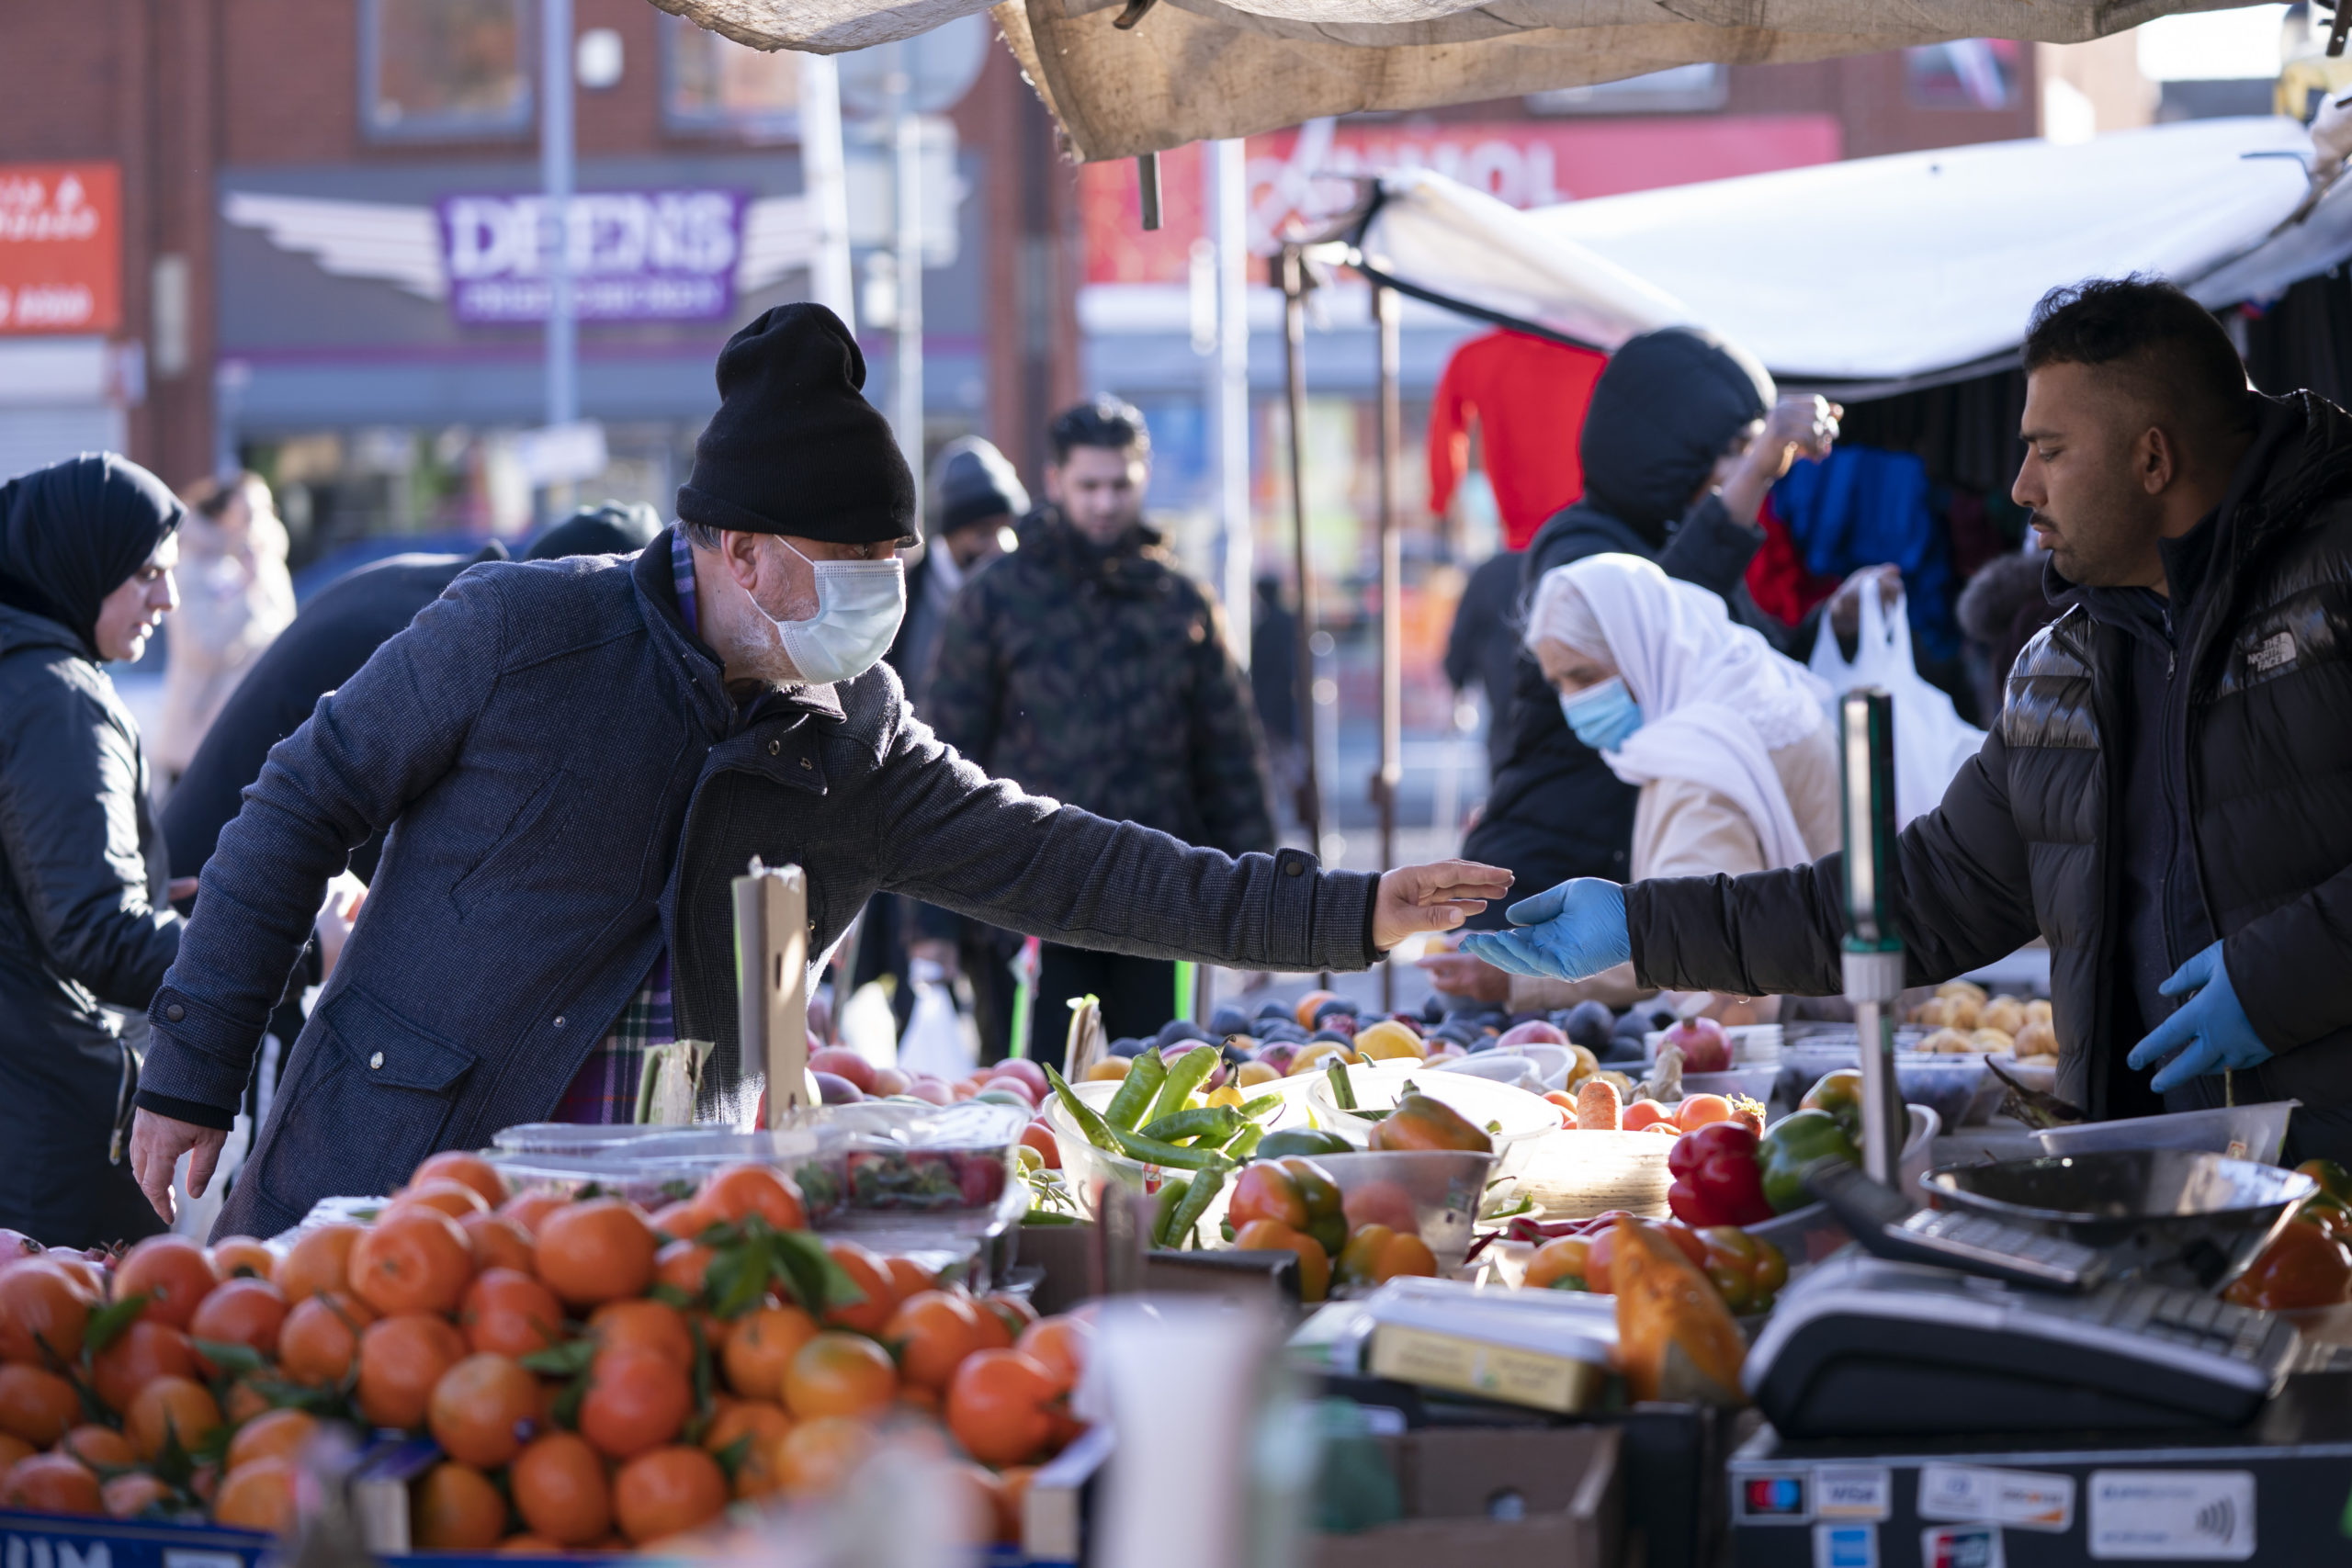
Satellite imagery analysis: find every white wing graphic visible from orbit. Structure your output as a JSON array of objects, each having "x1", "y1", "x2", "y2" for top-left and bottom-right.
[
  {"x1": 735, "y1": 195, "x2": 816, "y2": 296},
  {"x1": 221, "y1": 191, "x2": 447, "y2": 300}
]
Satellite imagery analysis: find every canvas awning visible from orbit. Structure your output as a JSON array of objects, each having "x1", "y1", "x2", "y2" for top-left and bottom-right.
[
  {"x1": 650, "y1": 0, "x2": 2258, "y2": 161},
  {"x1": 1342, "y1": 114, "x2": 2352, "y2": 393}
]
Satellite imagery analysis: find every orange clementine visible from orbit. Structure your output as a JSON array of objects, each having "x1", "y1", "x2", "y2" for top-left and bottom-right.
[
  {"x1": 0, "y1": 1432, "x2": 29, "y2": 1474},
  {"x1": 577, "y1": 1347, "x2": 691, "y2": 1460},
  {"x1": 212, "y1": 1457, "x2": 299, "y2": 1534},
  {"x1": 275, "y1": 1224, "x2": 362, "y2": 1303},
  {"x1": 348, "y1": 1210, "x2": 472, "y2": 1317},
  {"x1": 511, "y1": 1430, "x2": 612, "y2": 1546},
  {"x1": 410, "y1": 1151, "x2": 510, "y2": 1211},
  {"x1": 92, "y1": 1320, "x2": 195, "y2": 1416},
  {"x1": 534, "y1": 1200, "x2": 656, "y2": 1308},
  {"x1": 413, "y1": 1460, "x2": 507, "y2": 1551},
  {"x1": 221, "y1": 1380, "x2": 271, "y2": 1425},
  {"x1": 648, "y1": 1201, "x2": 707, "y2": 1243},
  {"x1": 881, "y1": 1256, "x2": 936, "y2": 1302},
  {"x1": 783, "y1": 1332, "x2": 896, "y2": 1421},
  {"x1": 653, "y1": 1240, "x2": 713, "y2": 1298},
  {"x1": 125, "y1": 1376, "x2": 221, "y2": 1461},
  {"x1": 100, "y1": 1471, "x2": 174, "y2": 1520},
  {"x1": 979, "y1": 1292, "x2": 1037, "y2": 1341},
  {"x1": 820, "y1": 1241, "x2": 896, "y2": 1335},
  {"x1": 695, "y1": 1166, "x2": 807, "y2": 1232},
  {"x1": 458, "y1": 1268, "x2": 565, "y2": 1359},
  {"x1": 945, "y1": 1348, "x2": 1060, "y2": 1466},
  {"x1": 227, "y1": 1408, "x2": 318, "y2": 1472},
  {"x1": 6, "y1": 1452, "x2": 102, "y2": 1514},
  {"x1": 429, "y1": 1353, "x2": 540, "y2": 1469},
  {"x1": 719, "y1": 1303, "x2": 817, "y2": 1400},
  {"x1": 589, "y1": 1299, "x2": 692, "y2": 1373},
  {"x1": 385, "y1": 1179, "x2": 491, "y2": 1223},
  {"x1": 496, "y1": 1535, "x2": 562, "y2": 1554},
  {"x1": 209, "y1": 1237, "x2": 276, "y2": 1281},
  {"x1": 459, "y1": 1213, "x2": 537, "y2": 1275},
  {"x1": 612, "y1": 1445, "x2": 728, "y2": 1546},
  {"x1": 700, "y1": 1400, "x2": 790, "y2": 1499},
  {"x1": 188, "y1": 1277, "x2": 288, "y2": 1373},
  {"x1": 0, "y1": 1363, "x2": 79, "y2": 1446},
  {"x1": 774, "y1": 1416, "x2": 876, "y2": 1500},
  {"x1": 883, "y1": 1291, "x2": 993, "y2": 1393},
  {"x1": 1015, "y1": 1315, "x2": 1093, "y2": 1391},
  {"x1": 60, "y1": 1425, "x2": 133, "y2": 1469},
  {"x1": 0, "y1": 1259, "x2": 95, "y2": 1363},
  {"x1": 499, "y1": 1190, "x2": 566, "y2": 1236},
  {"x1": 277, "y1": 1292, "x2": 376, "y2": 1385},
  {"x1": 113, "y1": 1235, "x2": 219, "y2": 1330},
  {"x1": 356, "y1": 1313, "x2": 467, "y2": 1430}
]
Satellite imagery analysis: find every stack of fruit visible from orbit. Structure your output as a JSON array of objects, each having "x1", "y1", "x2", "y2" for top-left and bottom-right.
[
  {"x1": 1222, "y1": 1160, "x2": 1440, "y2": 1305},
  {"x1": 0, "y1": 1152, "x2": 1089, "y2": 1551},
  {"x1": 2223, "y1": 1158, "x2": 2352, "y2": 1310},
  {"x1": 1908, "y1": 980, "x2": 2057, "y2": 1059},
  {"x1": 1521, "y1": 1213, "x2": 1788, "y2": 1316}
]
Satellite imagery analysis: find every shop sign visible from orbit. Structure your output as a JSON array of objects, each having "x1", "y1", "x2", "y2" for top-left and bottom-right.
[
  {"x1": 0, "y1": 163, "x2": 121, "y2": 334},
  {"x1": 437, "y1": 189, "x2": 744, "y2": 324}
]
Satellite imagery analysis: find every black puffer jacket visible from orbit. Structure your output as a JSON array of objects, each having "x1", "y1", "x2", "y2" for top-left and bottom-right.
[{"x1": 1627, "y1": 391, "x2": 2352, "y2": 1162}]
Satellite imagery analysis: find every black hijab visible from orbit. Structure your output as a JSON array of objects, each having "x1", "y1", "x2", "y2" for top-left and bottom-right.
[
  {"x1": 1577, "y1": 327, "x2": 1775, "y2": 542},
  {"x1": 0, "y1": 453, "x2": 185, "y2": 660}
]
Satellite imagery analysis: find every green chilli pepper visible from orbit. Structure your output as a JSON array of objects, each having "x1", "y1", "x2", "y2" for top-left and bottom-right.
[
  {"x1": 1148, "y1": 1044, "x2": 1220, "y2": 1126},
  {"x1": 1102, "y1": 1049, "x2": 1168, "y2": 1131},
  {"x1": 1326, "y1": 1059, "x2": 1358, "y2": 1111},
  {"x1": 1139, "y1": 1106, "x2": 1244, "y2": 1145},
  {"x1": 1225, "y1": 1123, "x2": 1265, "y2": 1161},
  {"x1": 1043, "y1": 1063, "x2": 1118, "y2": 1153},
  {"x1": 1162, "y1": 1161, "x2": 1229, "y2": 1249},
  {"x1": 1107, "y1": 1125, "x2": 1226, "y2": 1170},
  {"x1": 1151, "y1": 1178, "x2": 1191, "y2": 1247},
  {"x1": 1238, "y1": 1093, "x2": 1283, "y2": 1122}
]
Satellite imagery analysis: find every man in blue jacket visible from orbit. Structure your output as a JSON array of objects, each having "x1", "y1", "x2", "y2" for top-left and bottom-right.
[{"x1": 130, "y1": 305, "x2": 1507, "y2": 1236}]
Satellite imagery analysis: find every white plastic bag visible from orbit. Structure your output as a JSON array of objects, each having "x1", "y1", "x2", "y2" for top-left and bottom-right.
[
  {"x1": 1809, "y1": 585, "x2": 1985, "y2": 826},
  {"x1": 897, "y1": 958, "x2": 976, "y2": 1081}
]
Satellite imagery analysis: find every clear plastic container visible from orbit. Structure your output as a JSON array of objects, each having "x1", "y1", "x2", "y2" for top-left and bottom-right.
[
  {"x1": 1302, "y1": 1151, "x2": 1499, "y2": 1274},
  {"x1": 1642, "y1": 1023, "x2": 1783, "y2": 1066},
  {"x1": 1681, "y1": 1066, "x2": 1781, "y2": 1106},
  {"x1": 1510, "y1": 1130, "x2": 1675, "y2": 1221},
  {"x1": 2034, "y1": 1100, "x2": 2299, "y2": 1167}
]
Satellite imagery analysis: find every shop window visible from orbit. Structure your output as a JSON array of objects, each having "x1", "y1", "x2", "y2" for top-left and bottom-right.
[
  {"x1": 362, "y1": 0, "x2": 532, "y2": 141},
  {"x1": 662, "y1": 16, "x2": 800, "y2": 140},
  {"x1": 1904, "y1": 39, "x2": 2023, "y2": 109}
]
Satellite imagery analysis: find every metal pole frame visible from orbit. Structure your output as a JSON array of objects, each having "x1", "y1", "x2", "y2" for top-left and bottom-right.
[
  {"x1": 540, "y1": 0, "x2": 576, "y2": 433},
  {"x1": 1374, "y1": 284, "x2": 1403, "y2": 1010},
  {"x1": 1280, "y1": 244, "x2": 1329, "y2": 989}
]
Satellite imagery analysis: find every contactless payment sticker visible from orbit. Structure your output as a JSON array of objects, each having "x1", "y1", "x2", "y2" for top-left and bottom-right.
[{"x1": 2086, "y1": 1470, "x2": 2255, "y2": 1560}]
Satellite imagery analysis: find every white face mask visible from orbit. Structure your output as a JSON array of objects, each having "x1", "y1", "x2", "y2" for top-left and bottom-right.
[{"x1": 758, "y1": 540, "x2": 906, "y2": 686}]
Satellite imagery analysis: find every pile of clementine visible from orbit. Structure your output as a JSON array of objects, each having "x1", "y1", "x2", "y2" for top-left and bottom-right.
[{"x1": 0, "y1": 1152, "x2": 1090, "y2": 1553}]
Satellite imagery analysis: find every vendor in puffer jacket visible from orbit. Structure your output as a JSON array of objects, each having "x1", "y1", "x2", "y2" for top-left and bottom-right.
[{"x1": 1461, "y1": 276, "x2": 2352, "y2": 1166}]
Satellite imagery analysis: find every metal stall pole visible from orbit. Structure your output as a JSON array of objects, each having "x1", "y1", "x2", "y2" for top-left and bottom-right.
[
  {"x1": 888, "y1": 42, "x2": 924, "y2": 502},
  {"x1": 1838, "y1": 689, "x2": 1908, "y2": 1186},
  {"x1": 797, "y1": 54, "x2": 855, "y2": 328},
  {"x1": 540, "y1": 0, "x2": 577, "y2": 434},
  {"x1": 1280, "y1": 245, "x2": 1329, "y2": 988},
  {"x1": 1373, "y1": 285, "x2": 1404, "y2": 1010}
]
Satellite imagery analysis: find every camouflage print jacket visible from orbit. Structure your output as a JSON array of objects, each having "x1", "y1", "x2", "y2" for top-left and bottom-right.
[{"x1": 925, "y1": 510, "x2": 1277, "y2": 856}]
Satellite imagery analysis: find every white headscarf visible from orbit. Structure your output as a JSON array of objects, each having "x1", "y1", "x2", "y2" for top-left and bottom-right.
[{"x1": 1525, "y1": 553, "x2": 1830, "y2": 869}]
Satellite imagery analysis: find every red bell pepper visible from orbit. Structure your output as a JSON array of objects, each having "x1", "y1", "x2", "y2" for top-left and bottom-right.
[{"x1": 1666, "y1": 1122, "x2": 1773, "y2": 1227}]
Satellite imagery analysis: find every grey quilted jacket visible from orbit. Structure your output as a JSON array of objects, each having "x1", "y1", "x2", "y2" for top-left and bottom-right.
[{"x1": 143, "y1": 529, "x2": 1379, "y2": 1238}]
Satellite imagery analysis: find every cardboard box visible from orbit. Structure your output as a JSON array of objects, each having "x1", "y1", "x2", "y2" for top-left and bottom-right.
[{"x1": 1316, "y1": 1425, "x2": 1623, "y2": 1568}]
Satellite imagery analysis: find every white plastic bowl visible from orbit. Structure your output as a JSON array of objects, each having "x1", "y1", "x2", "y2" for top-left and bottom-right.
[{"x1": 1304, "y1": 1064, "x2": 1560, "y2": 1181}]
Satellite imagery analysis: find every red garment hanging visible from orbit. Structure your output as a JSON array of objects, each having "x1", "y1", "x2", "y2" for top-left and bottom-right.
[{"x1": 1428, "y1": 330, "x2": 1608, "y2": 551}]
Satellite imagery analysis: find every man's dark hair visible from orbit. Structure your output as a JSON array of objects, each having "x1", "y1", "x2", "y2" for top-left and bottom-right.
[
  {"x1": 1047, "y1": 397, "x2": 1150, "y2": 466},
  {"x1": 2022, "y1": 276, "x2": 2255, "y2": 444}
]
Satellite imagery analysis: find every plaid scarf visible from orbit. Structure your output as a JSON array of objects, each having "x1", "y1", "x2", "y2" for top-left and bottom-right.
[{"x1": 549, "y1": 532, "x2": 699, "y2": 1124}]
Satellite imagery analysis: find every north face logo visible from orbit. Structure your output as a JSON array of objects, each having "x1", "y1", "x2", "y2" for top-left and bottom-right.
[{"x1": 2248, "y1": 631, "x2": 2295, "y2": 673}]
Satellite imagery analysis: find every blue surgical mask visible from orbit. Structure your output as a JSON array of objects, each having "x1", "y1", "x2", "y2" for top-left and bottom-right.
[{"x1": 1559, "y1": 677, "x2": 1642, "y2": 751}]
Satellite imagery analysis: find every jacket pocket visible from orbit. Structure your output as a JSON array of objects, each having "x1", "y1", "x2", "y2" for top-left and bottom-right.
[
  {"x1": 450, "y1": 769, "x2": 575, "y2": 919},
  {"x1": 251, "y1": 986, "x2": 479, "y2": 1215}
]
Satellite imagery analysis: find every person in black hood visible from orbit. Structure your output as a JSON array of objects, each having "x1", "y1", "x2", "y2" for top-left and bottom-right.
[
  {"x1": 522, "y1": 500, "x2": 662, "y2": 563},
  {"x1": 1445, "y1": 330, "x2": 1842, "y2": 953},
  {"x1": 0, "y1": 454, "x2": 186, "y2": 1247}
]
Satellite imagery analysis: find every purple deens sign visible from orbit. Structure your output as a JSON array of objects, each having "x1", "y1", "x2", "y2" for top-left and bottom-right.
[{"x1": 439, "y1": 189, "x2": 743, "y2": 324}]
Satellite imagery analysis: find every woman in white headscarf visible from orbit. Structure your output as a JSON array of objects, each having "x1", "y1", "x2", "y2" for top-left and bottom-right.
[{"x1": 1464, "y1": 552, "x2": 1842, "y2": 1013}]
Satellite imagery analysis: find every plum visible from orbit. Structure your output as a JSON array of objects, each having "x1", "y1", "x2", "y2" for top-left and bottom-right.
[
  {"x1": 808, "y1": 1047, "x2": 876, "y2": 1093},
  {"x1": 1497, "y1": 1020, "x2": 1567, "y2": 1050},
  {"x1": 1210, "y1": 1005, "x2": 1254, "y2": 1037},
  {"x1": 989, "y1": 1057, "x2": 1049, "y2": 1098},
  {"x1": 1562, "y1": 1000, "x2": 1615, "y2": 1051},
  {"x1": 813, "y1": 1071, "x2": 865, "y2": 1104},
  {"x1": 1107, "y1": 1037, "x2": 1149, "y2": 1058}
]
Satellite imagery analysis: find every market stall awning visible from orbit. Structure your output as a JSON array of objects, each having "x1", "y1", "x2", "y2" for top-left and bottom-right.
[
  {"x1": 650, "y1": 0, "x2": 2254, "y2": 161},
  {"x1": 1348, "y1": 115, "x2": 2352, "y2": 392}
]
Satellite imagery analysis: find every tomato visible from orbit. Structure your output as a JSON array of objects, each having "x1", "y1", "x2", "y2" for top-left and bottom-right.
[
  {"x1": 1674, "y1": 1094, "x2": 1734, "y2": 1130},
  {"x1": 2225, "y1": 1222, "x2": 2352, "y2": 1311},
  {"x1": 1621, "y1": 1100, "x2": 1675, "y2": 1133}
]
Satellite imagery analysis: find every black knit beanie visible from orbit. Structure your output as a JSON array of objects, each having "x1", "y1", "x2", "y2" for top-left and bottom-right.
[
  {"x1": 676, "y1": 304, "x2": 915, "y2": 545},
  {"x1": 1578, "y1": 327, "x2": 1775, "y2": 541},
  {"x1": 525, "y1": 500, "x2": 662, "y2": 560},
  {"x1": 931, "y1": 436, "x2": 1029, "y2": 536}
]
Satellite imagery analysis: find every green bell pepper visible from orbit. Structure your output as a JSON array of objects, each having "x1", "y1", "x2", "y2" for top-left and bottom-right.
[
  {"x1": 1757, "y1": 1109, "x2": 1860, "y2": 1214},
  {"x1": 1798, "y1": 1068, "x2": 1865, "y2": 1143}
]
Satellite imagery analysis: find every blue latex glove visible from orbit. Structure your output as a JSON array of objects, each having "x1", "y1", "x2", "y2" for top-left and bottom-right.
[
  {"x1": 1457, "y1": 878, "x2": 1631, "y2": 982},
  {"x1": 2124, "y1": 940, "x2": 2274, "y2": 1095}
]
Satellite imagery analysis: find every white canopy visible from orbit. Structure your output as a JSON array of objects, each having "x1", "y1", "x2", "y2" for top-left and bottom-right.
[
  {"x1": 652, "y1": 0, "x2": 2256, "y2": 161},
  {"x1": 1351, "y1": 116, "x2": 2352, "y2": 389}
]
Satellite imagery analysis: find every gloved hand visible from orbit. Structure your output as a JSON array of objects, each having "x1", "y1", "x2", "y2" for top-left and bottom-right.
[
  {"x1": 1457, "y1": 878, "x2": 1630, "y2": 982},
  {"x1": 2125, "y1": 940, "x2": 2274, "y2": 1095}
]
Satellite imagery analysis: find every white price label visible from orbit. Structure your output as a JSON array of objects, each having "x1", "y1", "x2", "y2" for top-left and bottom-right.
[{"x1": 1917, "y1": 1464, "x2": 2075, "y2": 1532}]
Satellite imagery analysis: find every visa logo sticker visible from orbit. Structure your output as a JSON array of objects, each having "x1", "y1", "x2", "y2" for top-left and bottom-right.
[
  {"x1": 1813, "y1": 1521, "x2": 1877, "y2": 1568},
  {"x1": 1917, "y1": 1463, "x2": 2075, "y2": 1532},
  {"x1": 1815, "y1": 1466, "x2": 1891, "y2": 1521},
  {"x1": 1922, "y1": 1523, "x2": 2004, "y2": 1568},
  {"x1": 2086, "y1": 1470, "x2": 2255, "y2": 1560}
]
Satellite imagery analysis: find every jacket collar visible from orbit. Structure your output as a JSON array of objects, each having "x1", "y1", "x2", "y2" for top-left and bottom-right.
[
  {"x1": 632, "y1": 526, "x2": 853, "y2": 734},
  {"x1": 1022, "y1": 506, "x2": 1167, "y2": 592}
]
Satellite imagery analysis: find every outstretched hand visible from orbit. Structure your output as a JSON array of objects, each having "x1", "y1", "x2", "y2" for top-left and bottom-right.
[
  {"x1": 1372, "y1": 860, "x2": 1514, "y2": 951},
  {"x1": 1457, "y1": 877, "x2": 1630, "y2": 982},
  {"x1": 128, "y1": 1108, "x2": 229, "y2": 1224},
  {"x1": 2125, "y1": 941, "x2": 2272, "y2": 1095}
]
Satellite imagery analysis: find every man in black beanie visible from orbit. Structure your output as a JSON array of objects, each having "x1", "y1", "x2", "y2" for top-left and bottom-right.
[{"x1": 129, "y1": 303, "x2": 1511, "y2": 1235}]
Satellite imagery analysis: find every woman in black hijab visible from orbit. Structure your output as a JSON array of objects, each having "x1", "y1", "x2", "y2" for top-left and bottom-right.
[{"x1": 0, "y1": 453, "x2": 187, "y2": 1247}]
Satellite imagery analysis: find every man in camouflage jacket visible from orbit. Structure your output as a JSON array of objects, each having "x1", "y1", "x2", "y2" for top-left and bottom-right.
[{"x1": 925, "y1": 399, "x2": 1276, "y2": 1039}]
